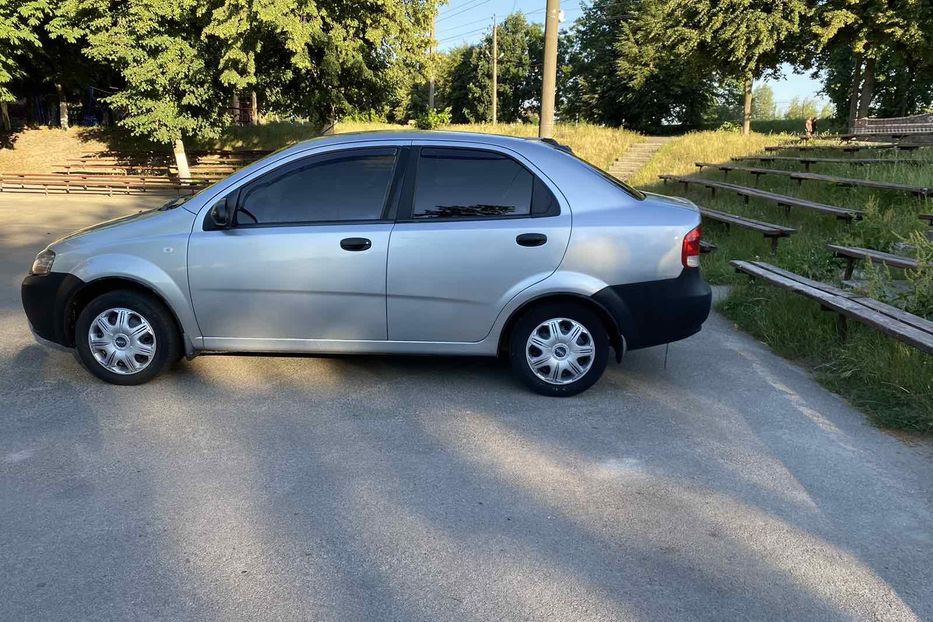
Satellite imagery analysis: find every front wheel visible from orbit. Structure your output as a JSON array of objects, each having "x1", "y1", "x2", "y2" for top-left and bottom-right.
[
  {"x1": 509, "y1": 302, "x2": 609, "y2": 396},
  {"x1": 74, "y1": 290, "x2": 180, "y2": 385}
]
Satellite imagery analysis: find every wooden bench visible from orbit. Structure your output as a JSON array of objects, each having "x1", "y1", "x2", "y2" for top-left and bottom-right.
[
  {"x1": 732, "y1": 260, "x2": 933, "y2": 354},
  {"x1": 919, "y1": 214, "x2": 933, "y2": 227},
  {"x1": 827, "y1": 244, "x2": 921, "y2": 279},
  {"x1": 76, "y1": 149, "x2": 271, "y2": 159},
  {"x1": 732, "y1": 156, "x2": 929, "y2": 172},
  {"x1": 851, "y1": 113, "x2": 933, "y2": 137},
  {"x1": 764, "y1": 144, "x2": 925, "y2": 153},
  {"x1": 695, "y1": 162, "x2": 931, "y2": 197},
  {"x1": 54, "y1": 166, "x2": 231, "y2": 179},
  {"x1": 0, "y1": 173, "x2": 206, "y2": 196},
  {"x1": 699, "y1": 207, "x2": 795, "y2": 254},
  {"x1": 658, "y1": 174, "x2": 862, "y2": 221}
]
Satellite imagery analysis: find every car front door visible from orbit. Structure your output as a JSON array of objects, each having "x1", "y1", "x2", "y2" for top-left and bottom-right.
[
  {"x1": 187, "y1": 145, "x2": 403, "y2": 345},
  {"x1": 386, "y1": 144, "x2": 571, "y2": 343}
]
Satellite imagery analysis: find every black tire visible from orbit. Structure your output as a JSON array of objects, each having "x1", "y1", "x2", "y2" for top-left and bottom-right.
[
  {"x1": 74, "y1": 290, "x2": 181, "y2": 385},
  {"x1": 508, "y1": 302, "x2": 609, "y2": 397}
]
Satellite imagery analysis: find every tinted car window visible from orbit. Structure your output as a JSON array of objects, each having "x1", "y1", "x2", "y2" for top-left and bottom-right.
[
  {"x1": 237, "y1": 148, "x2": 397, "y2": 225},
  {"x1": 412, "y1": 148, "x2": 533, "y2": 219}
]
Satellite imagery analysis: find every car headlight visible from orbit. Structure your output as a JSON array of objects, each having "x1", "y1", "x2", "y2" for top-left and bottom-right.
[{"x1": 30, "y1": 249, "x2": 56, "y2": 275}]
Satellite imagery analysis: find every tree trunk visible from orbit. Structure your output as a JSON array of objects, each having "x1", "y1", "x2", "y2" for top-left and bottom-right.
[
  {"x1": 742, "y1": 76, "x2": 752, "y2": 136},
  {"x1": 173, "y1": 138, "x2": 191, "y2": 182},
  {"x1": 847, "y1": 53, "x2": 863, "y2": 131},
  {"x1": 250, "y1": 90, "x2": 259, "y2": 126},
  {"x1": 55, "y1": 83, "x2": 69, "y2": 130},
  {"x1": 857, "y1": 56, "x2": 875, "y2": 120},
  {"x1": 898, "y1": 69, "x2": 915, "y2": 116},
  {"x1": 232, "y1": 92, "x2": 240, "y2": 124},
  {"x1": 0, "y1": 102, "x2": 10, "y2": 131}
]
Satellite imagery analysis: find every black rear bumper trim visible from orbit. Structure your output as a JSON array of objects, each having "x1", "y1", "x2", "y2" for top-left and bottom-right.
[{"x1": 593, "y1": 268, "x2": 712, "y2": 351}]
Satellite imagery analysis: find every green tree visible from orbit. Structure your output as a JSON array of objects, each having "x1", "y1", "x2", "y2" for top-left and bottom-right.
[
  {"x1": 563, "y1": 0, "x2": 716, "y2": 131},
  {"x1": 51, "y1": 0, "x2": 225, "y2": 178},
  {"x1": 811, "y1": 0, "x2": 932, "y2": 126},
  {"x1": 441, "y1": 44, "x2": 490, "y2": 123},
  {"x1": 751, "y1": 83, "x2": 777, "y2": 119},
  {"x1": 627, "y1": 0, "x2": 808, "y2": 134},
  {"x1": 0, "y1": 0, "x2": 49, "y2": 130},
  {"x1": 436, "y1": 13, "x2": 564, "y2": 125},
  {"x1": 784, "y1": 96, "x2": 819, "y2": 119},
  {"x1": 492, "y1": 13, "x2": 544, "y2": 123},
  {"x1": 232, "y1": 0, "x2": 434, "y2": 127}
]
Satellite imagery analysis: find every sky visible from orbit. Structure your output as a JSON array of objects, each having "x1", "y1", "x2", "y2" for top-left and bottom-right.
[{"x1": 434, "y1": 0, "x2": 829, "y2": 113}]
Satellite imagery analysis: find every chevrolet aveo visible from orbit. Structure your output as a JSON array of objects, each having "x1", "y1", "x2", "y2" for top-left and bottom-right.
[{"x1": 21, "y1": 132, "x2": 711, "y2": 396}]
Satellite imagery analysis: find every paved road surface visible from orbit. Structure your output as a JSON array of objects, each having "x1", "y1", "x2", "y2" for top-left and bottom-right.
[{"x1": 1, "y1": 193, "x2": 931, "y2": 621}]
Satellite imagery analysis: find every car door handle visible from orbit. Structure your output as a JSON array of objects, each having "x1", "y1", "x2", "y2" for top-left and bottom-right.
[
  {"x1": 340, "y1": 237, "x2": 372, "y2": 251},
  {"x1": 516, "y1": 233, "x2": 547, "y2": 247}
]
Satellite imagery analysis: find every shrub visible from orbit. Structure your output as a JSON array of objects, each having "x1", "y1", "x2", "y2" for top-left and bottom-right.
[{"x1": 415, "y1": 108, "x2": 452, "y2": 130}]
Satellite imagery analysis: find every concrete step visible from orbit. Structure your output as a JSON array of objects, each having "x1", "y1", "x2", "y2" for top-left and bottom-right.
[{"x1": 608, "y1": 136, "x2": 671, "y2": 178}]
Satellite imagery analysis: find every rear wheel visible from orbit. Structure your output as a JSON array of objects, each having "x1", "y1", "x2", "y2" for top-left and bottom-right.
[
  {"x1": 509, "y1": 302, "x2": 609, "y2": 396},
  {"x1": 74, "y1": 290, "x2": 180, "y2": 385}
]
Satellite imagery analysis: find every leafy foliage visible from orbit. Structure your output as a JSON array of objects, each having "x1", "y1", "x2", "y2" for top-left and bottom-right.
[
  {"x1": 415, "y1": 105, "x2": 450, "y2": 129},
  {"x1": 51, "y1": 0, "x2": 225, "y2": 144},
  {"x1": 809, "y1": 0, "x2": 933, "y2": 120},
  {"x1": 0, "y1": 0, "x2": 49, "y2": 102},
  {"x1": 433, "y1": 14, "x2": 555, "y2": 125},
  {"x1": 554, "y1": 0, "x2": 719, "y2": 130},
  {"x1": 751, "y1": 84, "x2": 777, "y2": 120}
]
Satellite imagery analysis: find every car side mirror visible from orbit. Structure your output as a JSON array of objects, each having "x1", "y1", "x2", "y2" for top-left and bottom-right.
[{"x1": 209, "y1": 195, "x2": 234, "y2": 229}]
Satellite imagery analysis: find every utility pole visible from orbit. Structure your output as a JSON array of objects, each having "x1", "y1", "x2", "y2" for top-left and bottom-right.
[
  {"x1": 491, "y1": 15, "x2": 497, "y2": 125},
  {"x1": 428, "y1": 10, "x2": 436, "y2": 110},
  {"x1": 539, "y1": 0, "x2": 560, "y2": 138}
]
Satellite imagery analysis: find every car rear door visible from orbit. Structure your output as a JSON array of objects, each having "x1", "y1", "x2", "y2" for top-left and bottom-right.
[
  {"x1": 187, "y1": 144, "x2": 404, "y2": 343},
  {"x1": 386, "y1": 143, "x2": 571, "y2": 343}
]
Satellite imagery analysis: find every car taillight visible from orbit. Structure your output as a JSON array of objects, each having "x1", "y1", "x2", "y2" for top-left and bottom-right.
[{"x1": 682, "y1": 226, "x2": 701, "y2": 268}]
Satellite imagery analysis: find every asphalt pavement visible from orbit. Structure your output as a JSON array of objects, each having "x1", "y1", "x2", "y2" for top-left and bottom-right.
[{"x1": 1, "y1": 193, "x2": 931, "y2": 621}]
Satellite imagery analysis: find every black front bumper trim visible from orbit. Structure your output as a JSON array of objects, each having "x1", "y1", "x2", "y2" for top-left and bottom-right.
[{"x1": 21, "y1": 273, "x2": 85, "y2": 347}]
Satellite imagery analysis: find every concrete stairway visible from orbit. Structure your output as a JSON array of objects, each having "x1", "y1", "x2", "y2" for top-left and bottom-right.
[{"x1": 608, "y1": 136, "x2": 672, "y2": 181}]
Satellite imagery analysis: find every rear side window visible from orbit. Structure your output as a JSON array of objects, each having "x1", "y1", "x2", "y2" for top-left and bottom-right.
[
  {"x1": 236, "y1": 147, "x2": 398, "y2": 225},
  {"x1": 568, "y1": 152, "x2": 646, "y2": 200},
  {"x1": 412, "y1": 148, "x2": 534, "y2": 219}
]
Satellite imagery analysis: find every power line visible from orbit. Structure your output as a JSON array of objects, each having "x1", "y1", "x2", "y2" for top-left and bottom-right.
[
  {"x1": 439, "y1": 14, "x2": 495, "y2": 32},
  {"x1": 438, "y1": 25, "x2": 490, "y2": 43},
  {"x1": 436, "y1": 3, "x2": 584, "y2": 47},
  {"x1": 439, "y1": 0, "x2": 486, "y2": 14},
  {"x1": 438, "y1": 0, "x2": 493, "y2": 22}
]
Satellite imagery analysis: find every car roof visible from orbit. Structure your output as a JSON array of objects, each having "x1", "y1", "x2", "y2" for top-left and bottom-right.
[{"x1": 275, "y1": 130, "x2": 562, "y2": 158}]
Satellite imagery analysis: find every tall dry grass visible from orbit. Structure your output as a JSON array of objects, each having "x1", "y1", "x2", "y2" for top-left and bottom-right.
[
  {"x1": 206, "y1": 120, "x2": 642, "y2": 171},
  {"x1": 440, "y1": 122, "x2": 643, "y2": 170}
]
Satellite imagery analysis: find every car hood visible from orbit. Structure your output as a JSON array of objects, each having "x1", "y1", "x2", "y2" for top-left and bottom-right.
[{"x1": 50, "y1": 201, "x2": 197, "y2": 250}]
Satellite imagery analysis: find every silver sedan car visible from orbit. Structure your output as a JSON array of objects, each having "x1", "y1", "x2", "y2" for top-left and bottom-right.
[{"x1": 22, "y1": 131, "x2": 711, "y2": 396}]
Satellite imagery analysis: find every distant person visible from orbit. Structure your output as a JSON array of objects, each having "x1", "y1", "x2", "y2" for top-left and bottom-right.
[{"x1": 805, "y1": 116, "x2": 815, "y2": 139}]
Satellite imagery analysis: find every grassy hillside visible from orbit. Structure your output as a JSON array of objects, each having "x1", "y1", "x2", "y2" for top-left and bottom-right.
[
  {"x1": 204, "y1": 120, "x2": 642, "y2": 170},
  {"x1": 0, "y1": 121, "x2": 641, "y2": 175},
  {"x1": 634, "y1": 131, "x2": 933, "y2": 432}
]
